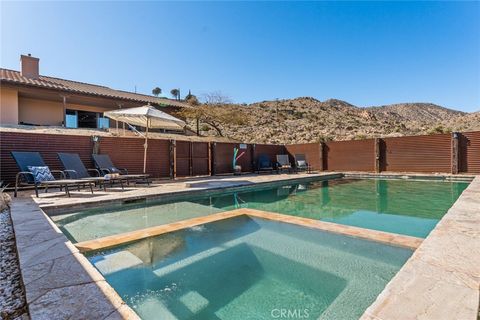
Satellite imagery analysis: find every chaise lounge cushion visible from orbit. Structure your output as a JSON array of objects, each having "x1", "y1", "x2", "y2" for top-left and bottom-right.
[
  {"x1": 108, "y1": 167, "x2": 121, "y2": 174},
  {"x1": 28, "y1": 166, "x2": 55, "y2": 183},
  {"x1": 260, "y1": 159, "x2": 271, "y2": 168},
  {"x1": 297, "y1": 160, "x2": 307, "y2": 167}
]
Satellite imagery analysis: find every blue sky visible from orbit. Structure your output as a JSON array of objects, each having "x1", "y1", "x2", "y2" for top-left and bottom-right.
[{"x1": 1, "y1": 1, "x2": 479, "y2": 112}]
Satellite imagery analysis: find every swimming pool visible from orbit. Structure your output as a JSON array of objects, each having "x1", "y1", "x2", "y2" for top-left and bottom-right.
[
  {"x1": 52, "y1": 177, "x2": 469, "y2": 242},
  {"x1": 87, "y1": 216, "x2": 413, "y2": 320}
]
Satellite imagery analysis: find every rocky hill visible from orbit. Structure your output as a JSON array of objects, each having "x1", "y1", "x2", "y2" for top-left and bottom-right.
[
  {"x1": 188, "y1": 97, "x2": 480, "y2": 144},
  {"x1": 366, "y1": 103, "x2": 466, "y2": 122}
]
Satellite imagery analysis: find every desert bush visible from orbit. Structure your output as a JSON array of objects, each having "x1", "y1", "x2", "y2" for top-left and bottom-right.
[
  {"x1": 0, "y1": 182, "x2": 11, "y2": 211},
  {"x1": 354, "y1": 134, "x2": 368, "y2": 140},
  {"x1": 427, "y1": 125, "x2": 452, "y2": 135}
]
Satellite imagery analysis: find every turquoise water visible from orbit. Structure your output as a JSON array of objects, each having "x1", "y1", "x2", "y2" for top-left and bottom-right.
[
  {"x1": 87, "y1": 216, "x2": 412, "y2": 320},
  {"x1": 52, "y1": 178, "x2": 469, "y2": 242},
  {"x1": 208, "y1": 178, "x2": 469, "y2": 237}
]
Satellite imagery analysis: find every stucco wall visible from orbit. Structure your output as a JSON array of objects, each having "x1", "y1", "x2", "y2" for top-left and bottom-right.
[
  {"x1": 0, "y1": 87, "x2": 19, "y2": 124},
  {"x1": 18, "y1": 97, "x2": 113, "y2": 126},
  {"x1": 18, "y1": 97, "x2": 64, "y2": 125}
]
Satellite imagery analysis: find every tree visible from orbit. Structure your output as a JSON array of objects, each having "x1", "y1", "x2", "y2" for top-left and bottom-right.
[
  {"x1": 152, "y1": 87, "x2": 162, "y2": 97},
  {"x1": 176, "y1": 91, "x2": 248, "y2": 137},
  {"x1": 185, "y1": 90, "x2": 198, "y2": 103},
  {"x1": 185, "y1": 90, "x2": 200, "y2": 106},
  {"x1": 170, "y1": 88, "x2": 180, "y2": 100}
]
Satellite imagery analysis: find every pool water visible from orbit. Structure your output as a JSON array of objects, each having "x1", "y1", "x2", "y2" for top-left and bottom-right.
[
  {"x1": 208, "y1": 178, "x2": 469, "y2": 238},
  {"x1": 87, "y1": 216, "x2": 413, "y2": 320},
  {"x1": 52, "y1": 177, "x2": 469, "y2": 242}
]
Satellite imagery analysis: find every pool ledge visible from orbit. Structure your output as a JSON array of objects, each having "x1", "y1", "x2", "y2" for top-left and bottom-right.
[
  {"x1": 75, "y1": 208, "x2": 423, "y2": 253},
  {"x1": 360, "y1": 175, "x2": 480, "y2": 320}
]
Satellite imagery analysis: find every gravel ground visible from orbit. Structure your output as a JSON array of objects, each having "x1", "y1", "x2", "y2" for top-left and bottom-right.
[{"x1": 0, "y1": 209, "x2": 29, "y2": 320}]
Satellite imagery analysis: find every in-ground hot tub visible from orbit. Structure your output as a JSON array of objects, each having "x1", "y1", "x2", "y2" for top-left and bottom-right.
[{"x1": 86, "y1": 216, "x2": 413, "y2": 320}]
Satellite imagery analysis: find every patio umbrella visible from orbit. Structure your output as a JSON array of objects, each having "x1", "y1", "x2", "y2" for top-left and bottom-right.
[{"x1": 104, "y1": 105, "x2": 186, "y2": 173}]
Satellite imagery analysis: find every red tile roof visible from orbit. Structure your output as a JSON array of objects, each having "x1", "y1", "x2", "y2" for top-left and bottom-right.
[{"x1": 0, "y1": 68, "x2": 190, "y2": 108}]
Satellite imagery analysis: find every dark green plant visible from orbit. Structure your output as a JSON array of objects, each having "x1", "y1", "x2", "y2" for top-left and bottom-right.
[{"x1": 170, "y1": 88, "x2": 180, "y2": 100}]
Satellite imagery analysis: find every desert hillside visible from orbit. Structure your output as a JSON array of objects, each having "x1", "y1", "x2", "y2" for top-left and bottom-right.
[{"x1": 188, "y1": 97, "x2": 480, "y2": 144}]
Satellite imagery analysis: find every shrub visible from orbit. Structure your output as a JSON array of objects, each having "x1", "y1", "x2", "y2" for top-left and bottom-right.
[
  {"x1": 427, "y1": 125, "x2": 452, "y2": 135},
  {"x1": 354, "y1": 134, "x2": 368, "y2": 140},
  {"x1": 0, "y1": 181, "x2": 11, "y2": 211}
]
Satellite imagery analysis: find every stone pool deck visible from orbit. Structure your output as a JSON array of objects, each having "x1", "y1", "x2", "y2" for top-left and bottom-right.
[
  {"x1": 9, "y1": 198, "x2": 139, "y2": 319},
  {"x1": 7, "y1": 172, "x2": 480, "y2": 319}
]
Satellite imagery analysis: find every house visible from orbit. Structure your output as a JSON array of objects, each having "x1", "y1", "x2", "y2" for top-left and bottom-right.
[{"x1": 0, "y1": 54, "x2": 189, "y2": 131}]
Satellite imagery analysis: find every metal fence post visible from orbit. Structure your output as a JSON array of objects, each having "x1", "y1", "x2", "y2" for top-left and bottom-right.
[
  {"x1": 170, "y1": 140, "x2": 177, "y2": 179},
  {"x1": 252, "y1": 144, "x2": 256, "y2": 173},
  {"x1": 320, "y1": 142, "x2": 327, "y2": 171},
  {"x1": 208, "y1": 142, "x2": 212, "y2": 176},
  {"x1": 374, "y1": 138, "x2": 381, "y2": 173},
  {"x1": 189, "y1": 142, "x2": 193, "y2": 176},
  {"x1": 451, "y1": 132, "x2": 459, "y2": 174},
  {"x1": 211, "y1": 142, "x2": 216, "y2": 176}
]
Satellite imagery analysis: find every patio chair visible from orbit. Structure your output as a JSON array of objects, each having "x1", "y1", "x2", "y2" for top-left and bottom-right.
[
  {"x1": 11, "y1": 151, "x2": 94, "y2": 197},
  {"x1": 92, "y1": 154, "x2": 150, "y2": 185},
  {"x1": 294, "y1": 154, "x2": 310, "y2": 173},
  {"x1": 256, "y1": 154, "x2": 274, "y2": 174},
  {"x1": 276, "y1": 154, "x2": 293, "y2": 173},
  {"x1": 57, "y1": 153, "x2": 125, "y2": 191}
]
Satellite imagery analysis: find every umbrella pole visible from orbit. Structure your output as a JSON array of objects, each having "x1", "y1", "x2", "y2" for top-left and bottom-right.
[{"x1": 143, "y1": 119, "x2": 149, "y2": 173}]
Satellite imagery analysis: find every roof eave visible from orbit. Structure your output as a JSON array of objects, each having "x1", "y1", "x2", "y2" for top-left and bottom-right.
[{"x1": 0, "y1": 79, "x2": 190, "y2": 108}]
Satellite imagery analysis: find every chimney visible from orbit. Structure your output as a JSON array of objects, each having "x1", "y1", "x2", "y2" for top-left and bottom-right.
[{"x1": 20, "y1": 54, "x2": 39, "y2": 78}]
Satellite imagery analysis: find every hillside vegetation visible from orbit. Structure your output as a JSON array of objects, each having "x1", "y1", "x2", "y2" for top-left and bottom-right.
[{"x1": 187, "y1": 97, "x2": 480, "y2": 144}]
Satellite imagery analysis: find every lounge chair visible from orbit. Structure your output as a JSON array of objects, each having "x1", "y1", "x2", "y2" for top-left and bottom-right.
[
  {"x1": 92, "y1": 154, "x2": 150, "y2": 185},
  {"x1": 11, "y1": 151, "x2": 94, "y2": 197},
  {"x1": 294, "y1": 154, "x2": 310, "y2": 173},
  {"x1": 256, "y1": 154, "x2": 274, "y2": 174},
  {"x1": 276, "y1": 154, "x2": 293, "y2": 173},
  {"x1": 57, "y1": 153, "x2": 125, "y2": 191}
]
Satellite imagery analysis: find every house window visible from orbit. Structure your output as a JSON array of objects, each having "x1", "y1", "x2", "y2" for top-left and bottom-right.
[
  {"x1": 76, "y1": 110, "x2": 97, "y2": 128},
  {"x1": 97, "y1": 114, "x2": 110, "y2": 129},
  {"x1": 65, "y1": 109, "x2": 78, "y2": 128},
  {"x1": 66, "y1": 109, "x2": 109, "y2": 129}
]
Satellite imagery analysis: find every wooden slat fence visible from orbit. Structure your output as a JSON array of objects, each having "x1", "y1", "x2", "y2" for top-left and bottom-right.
[{"x1": 1, "y1": 131, "x2": 479, "y2": 187}]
